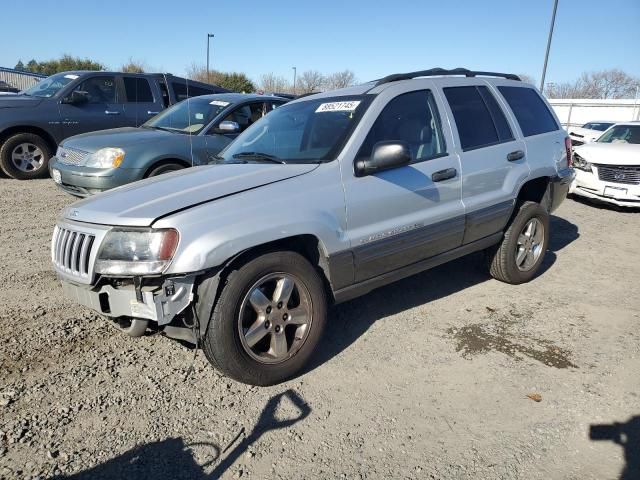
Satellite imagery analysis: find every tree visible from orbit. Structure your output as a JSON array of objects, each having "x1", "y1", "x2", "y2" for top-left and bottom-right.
[
  {"x1": 14, "y1": 60, "x2": 25, "y2": 71},
  {"x1": 259, "y1": 73, "x2": 291, "y2": 93},
  {"x1": 546, "y1": 69, "x2": 640, "y2": 99},
  {"x1": 323, "y1": 70, "x2": 357, "y2": 90},
  {"x1": 185, "y1": 64, "x2": 255, "y2": 92},
  {"x1": 517, "y1": 73, "x2": 536, "y2": 85},
  {"x1": 19, "y1": 55, "x2": 105, "y2": 75},
  {"x1": 121, "y1": 58, "x2": 146, "y2": 73},
  {"x1": 297, "y1": 70, "x2": 325, "y2": 94}
]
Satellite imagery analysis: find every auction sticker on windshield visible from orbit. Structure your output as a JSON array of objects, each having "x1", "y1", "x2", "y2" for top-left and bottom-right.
[
  {"x1": 315, "y1": 101, "x2": 361, "y2": 113},
  {"x1": 210, "y1": 100, "x2": 230, "y2": 107}
]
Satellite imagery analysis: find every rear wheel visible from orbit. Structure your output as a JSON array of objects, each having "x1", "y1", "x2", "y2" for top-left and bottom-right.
[
  {"x1": 146, "y1": 162, "x2": 185, "y2": 177},
  {"x1": 202, "y1": 251, "x2": 327, "y2": 386},
  {"x1": 487, "y1": 201, "x2": 550, "y2": 284},
  {"x1": 0, "y1": 133, "x2": 52, "y2": 180}
]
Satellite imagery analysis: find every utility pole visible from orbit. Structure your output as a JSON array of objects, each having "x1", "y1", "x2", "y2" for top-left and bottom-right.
[
  {"x1": 540, "y1": 0, "x2": 559, "y2": 94},
  {"x1": 206, "y1": 33, "x2": 215, "y2": 84},
  {"x1": 292, "y1": 67, "x2": 297, "y2": 95}
]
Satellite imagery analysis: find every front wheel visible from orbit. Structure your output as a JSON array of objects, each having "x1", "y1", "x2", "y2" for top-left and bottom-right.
[
  {"x1": 487, "y1": 201, "x2": 550, "y2": 284},
  {"x1": 0, "y1": 133, "x2": 52, "y2": 180},
  {"x1": 202, "y1": 251, "x2": 327, "y2": 386}
]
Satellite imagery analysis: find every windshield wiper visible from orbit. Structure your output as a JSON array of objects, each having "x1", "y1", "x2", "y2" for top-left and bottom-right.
[
  {"x1": 232, "y1": 152, "x2": 286, "y2": 164},
  {"x1": 144, "y1": 125, "x2": 180, "y2": 134}
]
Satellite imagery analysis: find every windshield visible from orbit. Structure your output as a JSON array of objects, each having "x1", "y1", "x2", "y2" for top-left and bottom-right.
[
  {"x1": 22, "y1": 73, "x2": 77, "y2": 98},
  {"x1": 218, "y1": 95, "x2": 372, "y2": 164},
  {"x1": 143, "y1": 97, "x2": 229, "y2": 135},
  {"x1": 583, "y1": 122, "x2": 614, "y2": 131},
  {"x1": 596, "y1": 125, "x2": 640, "y2": 144}
]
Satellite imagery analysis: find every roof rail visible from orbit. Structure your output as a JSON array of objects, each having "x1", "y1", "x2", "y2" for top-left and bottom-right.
[{"x1": 374, "y1": 68, "x2": 520, "y2": 86}]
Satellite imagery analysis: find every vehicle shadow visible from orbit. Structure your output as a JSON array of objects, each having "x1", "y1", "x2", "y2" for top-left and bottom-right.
[
  {"x1": 590, "y1": 415, "x2": 640, "y2": 480},
  {"x1": 305, "y1": 214, "x2": 578, "y2": 374},
  {"x1": 51, "y1": 389, "x2": 311, "y2": 480}
]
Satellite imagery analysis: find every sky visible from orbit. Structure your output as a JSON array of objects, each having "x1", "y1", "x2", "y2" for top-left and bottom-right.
[{"x1": 1, "y1": 0, "x2": 639, "y2": 87}]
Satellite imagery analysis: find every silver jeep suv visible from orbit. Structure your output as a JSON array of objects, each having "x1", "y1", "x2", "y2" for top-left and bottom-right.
[{"x1": 52, "y1": 68, "x2": 574, "y2": 385}]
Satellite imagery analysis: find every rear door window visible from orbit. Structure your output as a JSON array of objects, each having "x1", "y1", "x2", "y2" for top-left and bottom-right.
[
  {"x1": 123, "y1": 77, "x2": 154, "y2": 102},
  {"x1": 497, "y1": 86, "x2": 558, "y2": 137},
  {"x1": 443, "y1": 86, "x2": 513, "y2": 151}
]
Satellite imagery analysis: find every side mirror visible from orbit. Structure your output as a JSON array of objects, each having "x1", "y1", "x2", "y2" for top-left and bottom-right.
[
  {"x1": 62, "y1": 90, "x2": 89, "y2": 105},
  {"x1": 355, "y1": 141, "x2": 412, "y2": 176},
  {"x1": 216, "y1": 120, "x2": 241, "y2": 134}
]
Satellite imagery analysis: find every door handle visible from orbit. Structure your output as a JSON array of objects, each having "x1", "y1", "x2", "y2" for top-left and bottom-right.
[
  {"x1": 147, "y1": 111, "x2": 159, "y2": 115},
  {"x1": 104, "y1": 110, "x2": 120, "y2": 115},
  {"x1": 507, "y1": 150, "x2": 525, "y2": 162},
  {"x1": 432, "y1": 168, "x2": 457, "y2": 182}
]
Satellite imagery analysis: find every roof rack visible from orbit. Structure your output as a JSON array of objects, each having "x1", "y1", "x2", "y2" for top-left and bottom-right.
[{"x1": 374, "y1": 68, "x2": 520, "y2": 86}]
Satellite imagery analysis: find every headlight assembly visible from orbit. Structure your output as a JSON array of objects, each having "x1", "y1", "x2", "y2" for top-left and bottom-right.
[
  {"x1": 83, "y1": 148, "x2": 125, "y2": 168},
  {"x1": 573, "y1": 153, "x2": 592, "y2": 172},
  {"x1": 95, "y1": 228, "x2": 179, "y2": 275}
]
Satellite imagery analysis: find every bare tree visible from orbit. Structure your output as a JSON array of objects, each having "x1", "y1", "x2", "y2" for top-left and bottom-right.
[
  {"x1": 297, "y1": 70, "x2": 325, "y2": 94},
  {"x1": 546, "y1": 69, "x2": 640, "y2": 99},
  {"x1": 259, "y1": 73, "x2": 291, "y2": 93},
  {"x1": 121, "y1": 58, "x2": 147, "y2": 73},
  {"x1": 517, "y1": 73, "x2": 536, "y2": 85},
  {"x1": 323, "y1": 70, "x2": 357, "y2": 90}
]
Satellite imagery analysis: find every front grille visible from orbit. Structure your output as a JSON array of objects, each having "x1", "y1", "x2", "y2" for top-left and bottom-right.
[
  {"x1": 57, "y1": 147, "x2": 88, "y2": 166},
  {"x1": 596, "y1": 164, "x2": 640, "y2": 185},
  {"x1": 51, "y1": 226, "x2": 96, "y2": 278}
]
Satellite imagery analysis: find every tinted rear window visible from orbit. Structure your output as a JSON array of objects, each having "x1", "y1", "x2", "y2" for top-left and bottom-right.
[
  {"x1": 498, "y1": 86, "x2": 558, "y2": 136},
  {"x1": 443, "y1": 86, "x2": 513, "y2": 151},
  {"x1": 172, "y1": 82, "x2": 215, "y2": 102},
  {"x1": 123, "y1": 77, "x2": 153, "y2": 103}
]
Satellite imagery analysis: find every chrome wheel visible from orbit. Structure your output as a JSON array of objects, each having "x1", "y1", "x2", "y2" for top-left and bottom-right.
[
  {"x1": 516, "y1": 218, "x2": 544, "y2": 271},
  {"x1": 238, "y1": 273, "x2": 312, "y2": 364},
  {"x1": 11, "y1": 143, "x2": 45, "y2": 172}
]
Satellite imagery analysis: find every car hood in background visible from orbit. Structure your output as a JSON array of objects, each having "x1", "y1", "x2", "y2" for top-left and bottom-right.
[
  {"x1": 62, "y1": 127, "x2": 177, "y2": 152},
  {"x1": 64, "y1": 163, "x2": 319, "y2": 227},
  {"x1": 575, "y1": 143, "x2": 640, "y2": 166},
  {"x1": 0, "y1": 95, "x2": 43, "y2": 108}
]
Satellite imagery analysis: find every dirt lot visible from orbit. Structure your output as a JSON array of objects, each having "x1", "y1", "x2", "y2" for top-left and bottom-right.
[{"x1": 0, "y1": 178, "x2": 638, "y2": 480}]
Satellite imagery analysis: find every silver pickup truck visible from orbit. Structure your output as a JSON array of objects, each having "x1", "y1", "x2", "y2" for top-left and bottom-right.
[{"x1": 52, "y1": 68, "x2": 574, "y2": 386}]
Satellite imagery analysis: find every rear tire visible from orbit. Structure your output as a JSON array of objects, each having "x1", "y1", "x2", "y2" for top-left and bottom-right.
[
  {"x1": 0, "y1": 133, "x2": 52, "y2": 180},
  {"x1": 146, "y1": 162, "x2": 184, "y2": 177},
  {"x1": 202, "y1": 251, "x2": 327, "y2": 386},
  {"x1": 487, "y1": 201, "x2": 550, "y2": 284}
]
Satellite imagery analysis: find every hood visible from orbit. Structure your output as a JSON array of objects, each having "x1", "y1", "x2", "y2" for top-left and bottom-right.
[
  {"x1": 64, "y1": 163, "x2": 319, "y2": 227},
  {"x1": 0, "y1": 95, "x2": 43, "y2": 108},
  {"x1": 568, "y1": 126, "x2": 601, "y2": 142},
  {"x1": 575, "y1": 142, "x2": 640, "y2": 166},
  {"x1": 62, "y1": 127, "x2": 174, "y2": 152}
]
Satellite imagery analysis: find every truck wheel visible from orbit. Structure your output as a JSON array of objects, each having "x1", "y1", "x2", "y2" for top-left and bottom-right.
[
  {"x1": 202, "y1": 251, "x2": 327, "y2": 386},
  {"x1": 487, "y1": 201, "x2": 550, "y2": 284},
  {"x1": 146, "y1": 162, "x2": 184, "y2": 177},
  {"x1": 0, "y1": 133, "x2": 52, "y2": 180}
]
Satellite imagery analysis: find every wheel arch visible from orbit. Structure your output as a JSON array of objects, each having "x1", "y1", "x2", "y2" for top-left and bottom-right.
[
  {"x1": 516, "y1": 176, "x2": 551, "y2": 207},
  {"x1": 143, "y1": 157, "x2": 191, "y2": 177},
  {"x1": 0, "y1": 125, "x2": 57, "y2": 153}
]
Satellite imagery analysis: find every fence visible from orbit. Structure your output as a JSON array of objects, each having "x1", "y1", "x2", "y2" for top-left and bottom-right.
[
  {"x1": 548, "y1": 98, "x2": 640, "y2": 128},
  {"x1": 0, "y1": 67, "x2": 45, "y2": 90}
]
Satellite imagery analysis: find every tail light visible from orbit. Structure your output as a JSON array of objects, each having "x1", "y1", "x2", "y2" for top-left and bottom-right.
[{"x1": 564, "y1": 136, "x2": 573, "y2": 168}]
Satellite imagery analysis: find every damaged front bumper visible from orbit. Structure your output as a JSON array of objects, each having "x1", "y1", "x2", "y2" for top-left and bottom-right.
[{"x1": 60, "y1": 274, "x2": 198, "y2": 341}]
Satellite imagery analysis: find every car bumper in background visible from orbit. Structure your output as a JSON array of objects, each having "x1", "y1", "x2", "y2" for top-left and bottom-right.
[
  {"x1": 49, "y1": 157, "x2": 145, "y2": 197},
  {"x1": 569, "y1": 168, "x2": 640, "y2": 207}
]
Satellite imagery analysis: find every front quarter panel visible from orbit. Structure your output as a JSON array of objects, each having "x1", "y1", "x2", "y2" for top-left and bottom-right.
[{"x1": 153, "y1": 162, "x2": 347, "y2": 274}]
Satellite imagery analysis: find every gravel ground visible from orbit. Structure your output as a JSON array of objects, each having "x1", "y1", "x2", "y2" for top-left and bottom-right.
[{"x1": 0, "y1": 178, "x2": 639, "y2": 480}]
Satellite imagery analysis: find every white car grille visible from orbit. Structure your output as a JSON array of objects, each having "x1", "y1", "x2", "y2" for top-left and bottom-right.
[
  {"x1": 596, "y1": 165, "x2": 640, "y2": 186},
  {"x1": 57, "y1": 147, "x2": 89, "y2": 166},
  {"x1": 51, "y1": 222, "x2": 109, "y2": 284}
]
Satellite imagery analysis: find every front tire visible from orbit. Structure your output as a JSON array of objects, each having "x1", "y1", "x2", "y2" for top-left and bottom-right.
[
  {"x1": 0, "y1": 133, "x2": 52, "y2": 180},
  {"x1": 146, "y1": 162, "x2": 185, "y2": 177},
  {"x1": 487, "y1": 201, "x2": 550, "y2": 284},
  {"x1": 202, "y1": 251, "x2": 327, "y2": 386}
]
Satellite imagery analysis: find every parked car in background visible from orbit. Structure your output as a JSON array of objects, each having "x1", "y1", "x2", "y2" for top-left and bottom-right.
[
  {"x1": 570, "y1": 122, "x2": 640, "y2": 207},
  {"x1": 0, "y1": 80, "x2": 20, "y2": 94},
  {"x1": 49, "y1": 93, "x2": 289, "y2": 196},
  {"x1": 0, "y1": 71, "x2": 228, "y2": 180},
  {"x1": 568, "y1": 121, "x2": 614, "y2": 146},
  {"x1": 51, "y1": 68, "x2": 573, "y2": 385}
]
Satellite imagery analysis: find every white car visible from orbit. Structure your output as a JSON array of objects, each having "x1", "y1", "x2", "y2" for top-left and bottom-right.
[
  {"x1": 568, "y1": 121, "x2": 615, "y2": 146},
  {"x1": 569, "y1": 122, "x2": 640, "y2": 207}
]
